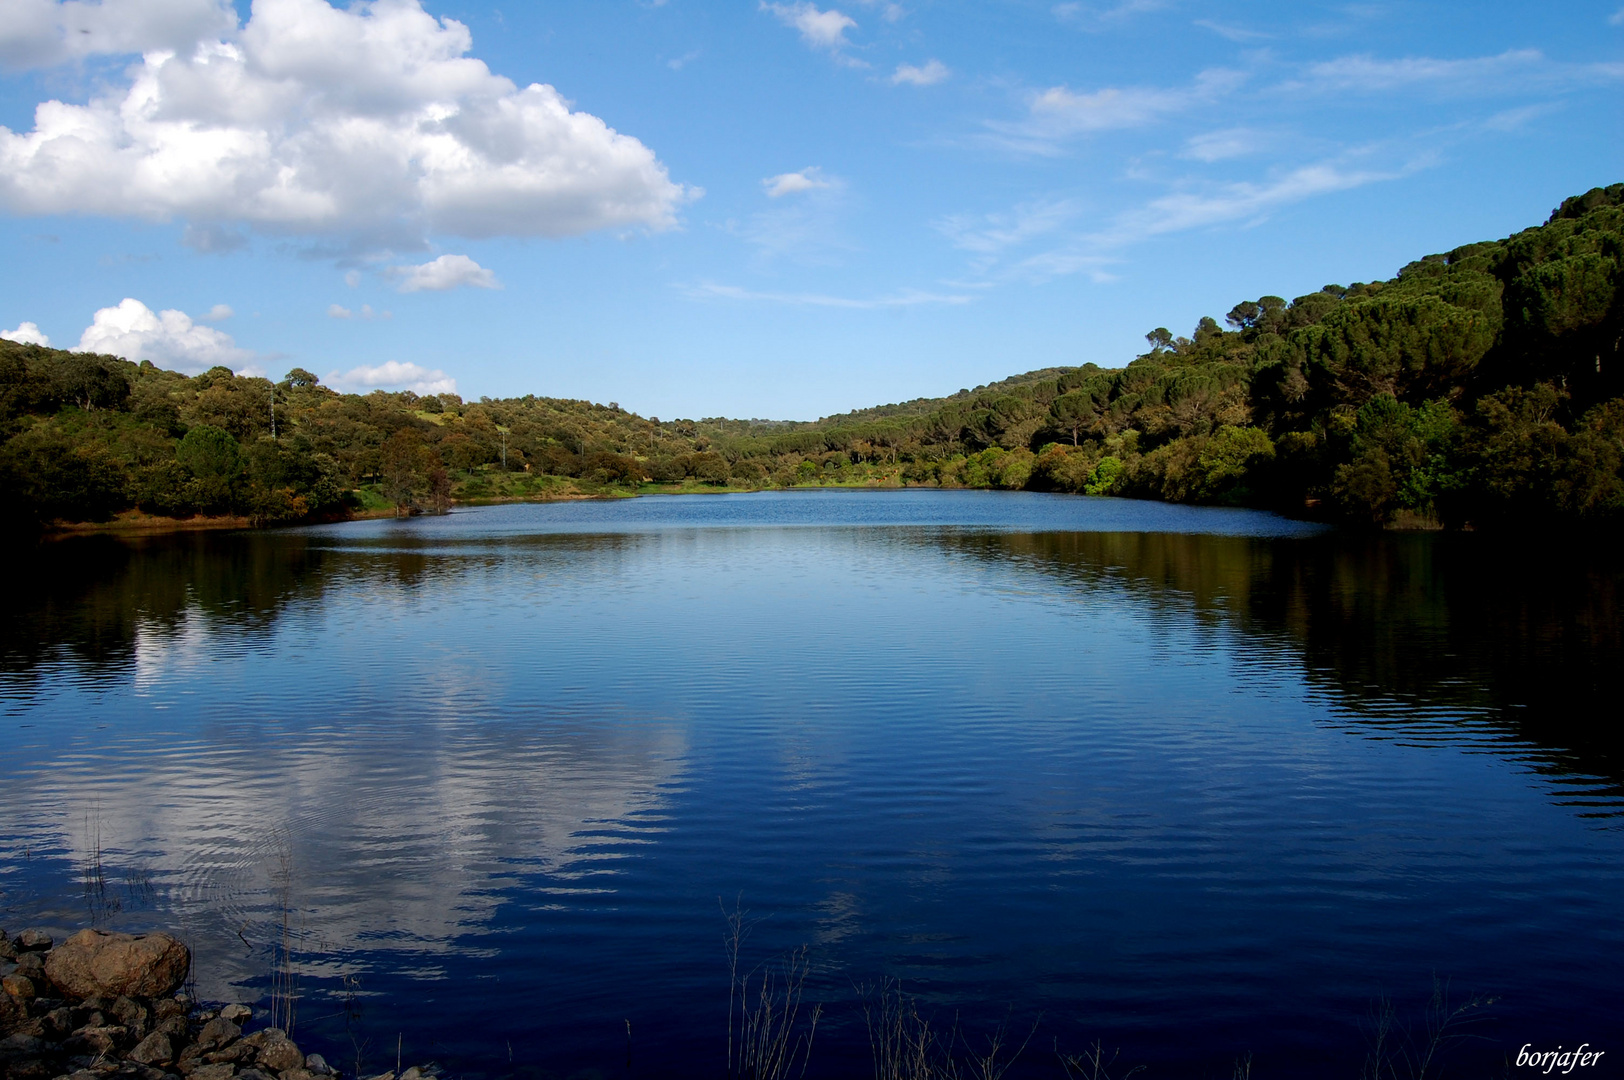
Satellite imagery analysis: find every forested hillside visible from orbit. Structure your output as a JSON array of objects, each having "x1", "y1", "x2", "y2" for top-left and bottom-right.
[{"x1": 3, "y1": 184, "x2": 1621, "y2": 533}]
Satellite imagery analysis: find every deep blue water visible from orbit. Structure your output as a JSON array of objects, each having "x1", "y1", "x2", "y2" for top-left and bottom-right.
[{"x1": 2, "y1": 490, "x2": 1621, "y2": 1078}]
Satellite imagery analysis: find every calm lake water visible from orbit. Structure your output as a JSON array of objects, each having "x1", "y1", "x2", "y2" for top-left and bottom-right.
[{"x1": 3, "y1": 490, "x2": 1621, "y2": 1077}]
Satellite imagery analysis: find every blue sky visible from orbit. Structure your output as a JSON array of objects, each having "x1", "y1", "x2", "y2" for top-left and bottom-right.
[{"x1": 1, "y1": 0, "x2": 1620, "y2": 420}]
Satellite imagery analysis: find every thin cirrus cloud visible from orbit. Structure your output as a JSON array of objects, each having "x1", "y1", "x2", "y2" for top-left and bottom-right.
[
  {"x1": 762, "y1": 168, "x2": 834, "y2": 198},
  {"x1": 392, "y1": 254, "x2": 501, "y2": 293},
  {"x1": 685, "y1": 282, "x2": 972, "y2": 310},
  {"x1": 74, "y1": 298, "x2": 254, "y2": 374},
  {"x1": 324, "y1": 360, "x2": 457, "y2": 396},
  {"x1": 1182, "y1": 127, "x2": 1271, "y2": 162},
  {"x1": 891, "y1": 59, "x2": 949, "y2": 86},
  {"x1": 1053, "y1": 0, "x2": 1171, "y2": 29},
  {"x1": 1288, "y1": 49, "x2": 1624, "y2": 96},
  {"x1": 987, "y1": 68, "x2": 1246, "y2": 153},
  {"x1": 1093, "y1": 163, "x2": 1407, "y2": 246},
  {"x1": 0, "y1": 0, "x2": 693, "y2": 251},
  {"x1": 944, "y1": 158, "x2": 1414, "y2": 287},
  {"x1": 935, "y1": 198, "x2": 1080, "y2": 269}
]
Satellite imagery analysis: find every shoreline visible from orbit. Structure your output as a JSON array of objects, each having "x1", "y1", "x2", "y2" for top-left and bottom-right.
[
  {"x1": 31, "y1": 484, "x2": 1476, "y2": 541},
  {"x1": 0, "y1": 926, "x2": 435, "y2": 1080}
]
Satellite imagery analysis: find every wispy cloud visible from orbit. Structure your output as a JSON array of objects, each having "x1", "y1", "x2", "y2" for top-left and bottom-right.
[
  {"x1": 936, "y1": 198, "x2": 1080, "y2": 257},
  {"x1": 1094, "y1": 160, "x2": 1411, "y2": 248},
  {"x1": 957, "y1": 157, "x2": 1417, "y2": 286},
  {"x1": 328, "y1": 303, "x2": 391, "y2": 320},
  {"x1": 1611, "y1": 6, "x2": 1624, "y2": 25},
  {"x1": 1182, "y1": 127, "x2": 1271, "y2": 162},
  {"x1": 684, "y1": 282, "x2": 972, "y2": 309},
  {"x1": 986, "y1": 68, "x2": 1244, "y2": 153},
  {"x1": 1300, "y1": 49, "x2": 1545, "y2": 93},
  {"x1": 1285, "y1": 49, "x2": 1622, "y2": 97},
  {"x1": 763, "y1": 168, "x2": 835, "y2": 198},
  {"x1": 761, "y1": 1, "x2": 857, "y2": 51},
  {"x1": 891, "y1": 59, "x2": 949, "y2": 86},
  {"x1": 1053, "y1": 0, "x2": 1170, "y2": 28},
  {"x1": 1194, "y1": 18, "x2": 1270, "y2": 42},
  {"x1": 853, "y1": 0, "x2": 906, "y2": 22}
]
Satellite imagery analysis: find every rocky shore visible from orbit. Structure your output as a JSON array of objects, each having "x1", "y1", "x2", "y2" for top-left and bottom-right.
[{"x1": 0, "y1": 929, "x2": 433, "y2": 1080}]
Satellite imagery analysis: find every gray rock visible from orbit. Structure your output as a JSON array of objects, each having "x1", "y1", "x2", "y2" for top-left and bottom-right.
[
  {"x1": 193, "y1": 1019, "x2": 240, "y2": 1053},
  {"x1": 17, "y1": 930, "x2": 53, "y2": 951},
  {"x1": 110, "y1": 998, "x2": 148, "y2": 1037},
  {"x1": 0, "y1": 939, "x2": 16, "y2": 961},
  {"x1": 127, "y1": 1034, "x2": 174, "y2": 1067},
  {"x1": 15, "y1": 953, "x2": 46, "y2": 981},
  {"x1": 237, "y1": 1070, "x2": 276, "y2": 1080},
  {"x1": 65, "y1": 1025, "x2": 127, "y2": 1057},
  {"x1": 152, "y1": 1000, "x2": 188, "y2": 1023},
  {"x1": 0, "y1": 1032, "x2": 50, "y2": 1056},
  {"x1": 217, "y1": 1006, "x2": 251, "y2": 1026},
  {"x1": 361, "y1": 1072, "x2": 395, "y2": 1080},
  {"x1": 44, "y1": 933, "x2": 190, "y2": 1000},
  {"x1": 3, "y1": 973, "x2": 37, "y2": 1001},
  {"x1": 44, "y1": 1006, "x2": 77, "y2": 1039},
  {"x1": 301, "y1": 1055, "x2": 332, "y2": 1076},
  {"x1": 252, "y1": 1035, "x2": 302, "y2": 1074},
  {"x1": 188, "y1": 1064, "x2": 236, "y2": 1080},
  {"x1": 155, "y1": 1016, "x2": 189, "y2": 1041}
]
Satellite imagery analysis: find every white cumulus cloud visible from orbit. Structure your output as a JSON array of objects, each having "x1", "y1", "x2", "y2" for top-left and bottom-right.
[
  {"x1": 762, "y1": 1, "x2": 856, "y2": 51},
  {"x1": 2, "y1": 321, "x2": 51, "y2": 346},
  {"x1": 75, "y1": 297, "x2": 252, "y2": 372},
  {"x1": 763, "y1": 168, "x2": 833, "y2": 198},
  {"x1": 0, "y1": 0, "x2": 237, "y2": 71},
  {"x1": 0, "y1": 0, "x2": 692, "y2": 249},
  {"x1": 325, "y1": 360, "x2": 456, "y2": 396},
  {"x1": 891, "y1": 59, "x2": 948, "y2": 86},
  {"x1": 393, "y1": 254, "x2": 500, "y2": 292}
]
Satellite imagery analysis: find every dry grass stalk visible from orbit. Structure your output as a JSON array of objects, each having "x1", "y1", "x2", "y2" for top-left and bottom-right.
[
  {"x1": 269, "y1": 831, "x2": 300, "y2": 1035},
  {"x1": 1360, "y1": 976, "x2": 1497, "y2": 1080},
  {"x1": 1055, "y1": 1039, "x2": 1145, "y2": 1080},
  {"x1": 723, "y1": 900, "x2": 822, "y2": 1080}
]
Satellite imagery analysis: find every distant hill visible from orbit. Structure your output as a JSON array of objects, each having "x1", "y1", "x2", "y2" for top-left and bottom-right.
[{"x1": 4, "y1": 184, "x2": 1621, "y2": 533}]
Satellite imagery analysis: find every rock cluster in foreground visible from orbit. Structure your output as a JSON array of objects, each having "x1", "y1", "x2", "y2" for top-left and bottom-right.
[{"x1": 1, "y1": 928, "x2": 432, "y2": 1080}]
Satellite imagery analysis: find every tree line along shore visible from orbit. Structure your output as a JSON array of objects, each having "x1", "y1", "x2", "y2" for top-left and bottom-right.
[{"x1": 3, "y1": 184, "x2": 1621, "y2": 537}]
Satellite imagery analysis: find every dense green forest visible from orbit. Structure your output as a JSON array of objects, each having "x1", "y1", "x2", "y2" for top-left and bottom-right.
[{"x1": 3, "y1": 184, "x2": 1621, "y2": 534}]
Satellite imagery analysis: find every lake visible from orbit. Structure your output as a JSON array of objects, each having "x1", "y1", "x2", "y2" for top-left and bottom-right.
[{"x1": 2, "y1": 489, "x2": 1621, "y2": 1077}]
